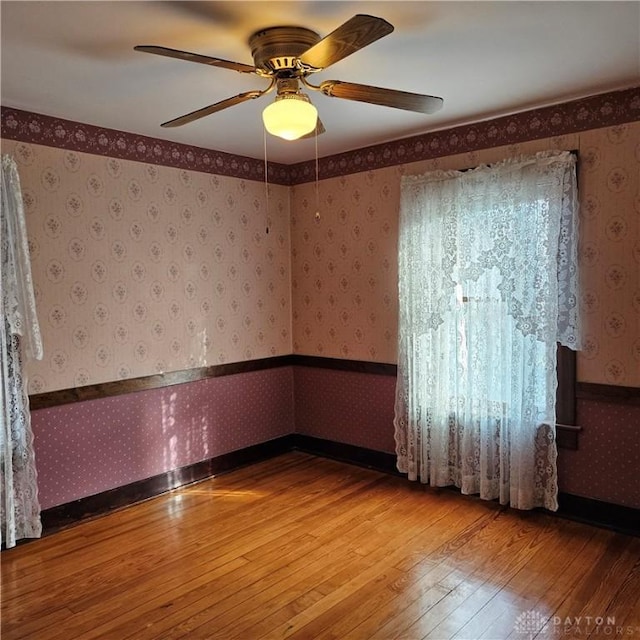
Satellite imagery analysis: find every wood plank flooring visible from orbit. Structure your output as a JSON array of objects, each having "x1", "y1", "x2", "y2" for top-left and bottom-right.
[{"x1": 2, "y1": 452, "x2": 639, "y2": 640}]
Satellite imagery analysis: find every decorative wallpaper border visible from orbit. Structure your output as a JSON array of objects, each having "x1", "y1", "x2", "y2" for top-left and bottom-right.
[
  {"x1": 0, "y1": 107, "x2": 292, "y2": 185},
  {"x1": 2, "y1": 86, "x2": 639, "y2": 185},
  {"x1": 288, "y1": 86, "x2": 640, "y2": 183}
]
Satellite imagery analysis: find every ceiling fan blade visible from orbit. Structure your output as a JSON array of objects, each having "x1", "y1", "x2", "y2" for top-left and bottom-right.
[
  {"x1": 299, "y1": 117, "x2": 326, "y2": 139},
  {"x1": 320, "y1": 80, "x2": 443, "y2": 114},
  {"x1": 298, "y1": 14, "x2": 393, "y2": 70},
  {"x1": 134, "y1": 45, "x2": 256, "y2": 74},
  {"x1": 161, "y1": 91, "x2": 263, "y2": 128}
]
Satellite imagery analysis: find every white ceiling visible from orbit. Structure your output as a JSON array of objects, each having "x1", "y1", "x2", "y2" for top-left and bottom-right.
[{"x1": 2, "y1": 1, "x2": 639, "y2": 164}]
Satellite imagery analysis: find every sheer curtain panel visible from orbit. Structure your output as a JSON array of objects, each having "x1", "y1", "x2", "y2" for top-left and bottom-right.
[
  {"x1": 394, "y1": 151, "x2": 580, "y2": 511},
  {"x1": 1, "y1": 155, "x2": 43, "y2": 548}
]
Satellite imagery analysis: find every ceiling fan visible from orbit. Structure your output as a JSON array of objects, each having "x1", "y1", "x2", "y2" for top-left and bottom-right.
[{"x1": 134, "y1": 14, "x2": 443, "y2": 140}]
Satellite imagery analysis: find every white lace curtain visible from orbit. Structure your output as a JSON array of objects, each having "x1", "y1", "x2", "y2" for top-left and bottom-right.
[
  {"x1": 394, "y1": 151, "x2": 580, "y2": 511},
  {"x1": 1, "y1": 155, "x2": 43, "y2": 548}
]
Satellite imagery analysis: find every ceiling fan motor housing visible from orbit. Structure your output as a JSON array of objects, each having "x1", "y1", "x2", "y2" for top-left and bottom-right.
[{"x1": 249, "y1": 26, "x2": 320, "y2": 74}]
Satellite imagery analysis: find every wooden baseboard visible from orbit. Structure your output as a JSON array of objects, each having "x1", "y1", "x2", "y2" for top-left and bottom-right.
[
  {"x1": 39, "y1": 433, "x2": 638, "y2": 538},
  {"x1": 293, "y1": 434, "x2": 400, "y2": 476},
  {"x1": 293, "y1": 436, "x2": 639, "y2": 537},
  {"x1": 40, "y1": 434, "x2": 295, "y2": 535},
  {"x1": 555, "y1": 493, "x2": 640, "y2": 537}
]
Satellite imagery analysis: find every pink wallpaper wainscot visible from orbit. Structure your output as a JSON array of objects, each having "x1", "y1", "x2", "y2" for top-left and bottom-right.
[
  {"x1": 293, "y1": 368, "x2": 640, "y2": 509},
  {"x1": 557, "y1": 400, "x2": 640, "y2": 509},
  {"x1": 294, "y1": 367, "x2": 397, "y2": 454},
  {"x1": 32, "y1": 367, "x2": 294, "y2": 509}
]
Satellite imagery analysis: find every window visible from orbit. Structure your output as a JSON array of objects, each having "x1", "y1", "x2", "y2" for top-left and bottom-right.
[{"x1": 393, "y1": 151, "x2": 580, "y2": 511}]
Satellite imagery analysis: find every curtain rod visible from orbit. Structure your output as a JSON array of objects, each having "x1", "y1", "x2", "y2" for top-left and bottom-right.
[{"x1": 456, "y1": 148, "x2": 579, "y2": 174}]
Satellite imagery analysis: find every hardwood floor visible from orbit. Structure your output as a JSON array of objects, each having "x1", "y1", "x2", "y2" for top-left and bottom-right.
[{"x1": 2, "y1": 452, "x2": 639, "y2": 640}]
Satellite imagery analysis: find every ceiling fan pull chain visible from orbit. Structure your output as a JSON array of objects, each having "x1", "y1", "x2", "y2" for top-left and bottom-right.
[
  {"x1": 263, "y1": 127, "x2": 270, "y2": 235},
  {"x1": 315, "y1": 125, "x2": 320, "y2": 222}
]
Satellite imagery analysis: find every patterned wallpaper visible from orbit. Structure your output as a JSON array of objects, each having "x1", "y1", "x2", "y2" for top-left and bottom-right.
[
  {"x1": 2, "y1": 140, "x2": 292, "y2": 393},
  {"x1": 291, "y1": 123, "x2": 640, "y2": 387},
  {"x1": 577, "y1": 125, "x2": 640, "y2": 385},
  {"x1": 291, "y1": 166, "x2": 401, "y2": 363},
  {"x1": 2, "y1": 97, "x2": 638, "y2": 512},
  {"x1": 2, "y1": 97, "x2": 638, "y2": 392}
]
